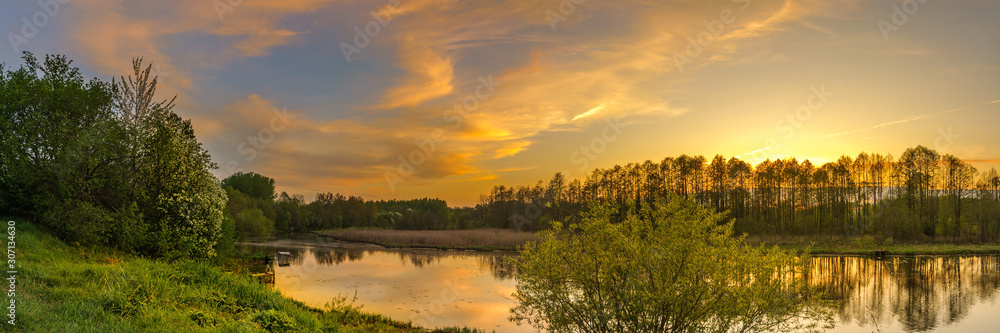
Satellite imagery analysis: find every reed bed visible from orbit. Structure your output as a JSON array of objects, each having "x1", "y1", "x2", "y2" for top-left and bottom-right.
[{"x1": 318, "y1": 228, "x2": 538, "y2": 250}]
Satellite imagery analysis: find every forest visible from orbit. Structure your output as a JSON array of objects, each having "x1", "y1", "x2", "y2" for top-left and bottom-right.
[
  {"x1": 226, "y1": 146, "x2": 1000, "y2": 244},
  {"x1": 475, "y1": 149, "x2": 1000, "y2": 241},
  {"x1": 222, "y1": 171, "x2": 463, "y2": 238}
]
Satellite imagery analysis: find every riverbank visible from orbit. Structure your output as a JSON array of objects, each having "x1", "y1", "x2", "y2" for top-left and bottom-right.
[
  {"x1": 317, "y1": 228, "x2": 1000, "y2": 256},
  {"x1": 14, "y1": 220, "x2": 488, "y2": 332},
  {"x1": 314, "y1": 228, "x2": 537, "y2": 251},
  {"x1": 746, "y1": 235, "x2": 1000, "y2": 256}
]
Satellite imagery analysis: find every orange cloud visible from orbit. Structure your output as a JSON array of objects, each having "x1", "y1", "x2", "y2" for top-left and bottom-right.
[
  {"x1": 376, "y1": 39, "x2": 454, "y2": 109},
  {"x1": 494, "y1": 141, "x2": 532, "y2": 158}
]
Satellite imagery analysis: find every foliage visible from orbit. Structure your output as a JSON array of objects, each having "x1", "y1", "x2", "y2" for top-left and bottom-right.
[
  {"x1": 235, "y1": 208, "x2": 274, "y2": 240},
  {"x1": 0, "y1": 53, "x2": 120, "y2": 228},
  {"x1": 510, "y1": 195, "x2": 833, "y2": 333},
  {"x1": 0, "y1": 53, "x2": 226, "y2": 259},
  {"x1": 474, "y1": 147, "x2": 1000, "y2": 241},
  {"x1": 222, "y1": 171, "x2": 276, "y2": 201}
]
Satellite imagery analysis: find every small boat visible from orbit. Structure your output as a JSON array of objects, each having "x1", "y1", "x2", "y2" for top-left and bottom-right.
[{"x1": 277, "y1": 251, "x2": 292, "y2": 267}]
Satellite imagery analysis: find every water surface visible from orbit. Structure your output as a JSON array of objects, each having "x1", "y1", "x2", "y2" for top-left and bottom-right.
[{"x1": 239, "y1": 236, "x2": 1000, "y2": 332}]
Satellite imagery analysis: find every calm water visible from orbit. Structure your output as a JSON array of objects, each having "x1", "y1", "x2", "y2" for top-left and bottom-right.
[{"x1": 238, "y1": 236, "x2": 1000, "y2": 333}]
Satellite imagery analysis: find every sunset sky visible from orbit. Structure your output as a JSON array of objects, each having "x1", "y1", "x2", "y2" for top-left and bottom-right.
[{"x1": 3, "y1": 0, "x2": 998, "y2": 206}]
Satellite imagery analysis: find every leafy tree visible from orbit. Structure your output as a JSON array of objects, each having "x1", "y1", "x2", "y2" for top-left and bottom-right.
[
  {"x1": 235, "y1": 208, "x2": 274, "y2": 239},
  {"x1": 222, "y1": 171, "x2": 276, "y2": 201},
  {"x1": 0, "y1": 53, "x2": 141, "y2": 246},
  {"x1": 511, "y1": 195, "x2": 831, "y2": 333},
  {"x1": 898, "y1": 146, "x2": 940, "y2": 236},
  {"x1": 0, "y1": 53, "x2": 226, "y2": 258},
  {"x1": 0, "y1": 54, "x2": 112, "y2": 214},
  {"x1": 134, "y1": 94, "x2": 226, "y2": 258}
]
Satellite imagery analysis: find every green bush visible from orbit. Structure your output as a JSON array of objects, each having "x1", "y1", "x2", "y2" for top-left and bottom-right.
[
  {"x1": 235, "y1": 208, "x2": 274, "y2": 239},
  {"x1": 511, "y1": 195, "x2": 833, "y2": 332}
]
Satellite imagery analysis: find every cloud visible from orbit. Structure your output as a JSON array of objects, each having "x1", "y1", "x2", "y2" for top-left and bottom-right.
[
  {"x1": 819, "y1": 99, "x2": 1000, "y2": 139},
  {"x1": 48, "y1": 0, "x2": 887, "y2": 203},
  {"x1": 494, "y1": 141, "x2": 532, "y2": 158},
  {"x1": 571, "y1": 104, "x2": 607, "y2": 121},
  {"x1": 375, "y1": 39, "x2": 454, "y2": 109},
  {"x1": 60, "y1": 0, "x2": 341, "y2": 92},
  {"x1": 202, "y1": 95, "x2": 486, "y2": 197}
]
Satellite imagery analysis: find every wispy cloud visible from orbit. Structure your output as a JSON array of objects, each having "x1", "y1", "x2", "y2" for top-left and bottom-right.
[
  {"x1": 819, "y1": 99, "x2": 1000, "y2": 139},
  {"x1": 572, "y1": 104, "x2": 607, "y2": 121}
]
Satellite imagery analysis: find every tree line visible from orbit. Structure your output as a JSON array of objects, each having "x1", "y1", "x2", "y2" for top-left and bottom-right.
[
  {"x1": 475, "y1": 147, "x2": 1000, "y2": 241},
  {"x1": 221, "y1": 171, "x2": 470, "y2": 239},
  {"x1": 0, "y1": 54, "x2": 227, "y2": 259}
]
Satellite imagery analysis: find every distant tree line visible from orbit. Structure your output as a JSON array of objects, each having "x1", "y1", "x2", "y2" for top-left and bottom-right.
[
  {"x1": 225, "y1": 146, "x2": 1000, "y2": 242},
  {"x1": 0, "y1": 53, "x2": 227, "y2": 259},
  {"x1": 221, "y1": 172, "x2": 470, "y2": 239},
  {"x1": 475, "y1": 146, "x2": 1000, "y2": 241}
]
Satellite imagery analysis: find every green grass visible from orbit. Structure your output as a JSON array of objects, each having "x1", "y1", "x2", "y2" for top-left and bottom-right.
[
  {"x1": 10, "y1": 220, "x2": 489, "y2": 332},
  {"x1": 746, "y1": 234, "x2": 1000, "y2": 256}
]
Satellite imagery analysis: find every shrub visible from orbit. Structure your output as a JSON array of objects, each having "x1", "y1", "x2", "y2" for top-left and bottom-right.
[{"x1": 511, "y1": 195, "x2": 832, "y2": 332}]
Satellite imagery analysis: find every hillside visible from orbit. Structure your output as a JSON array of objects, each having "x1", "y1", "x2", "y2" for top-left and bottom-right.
[{"x1": 9, "y1": 219, "x2": 484, "y2": 333}]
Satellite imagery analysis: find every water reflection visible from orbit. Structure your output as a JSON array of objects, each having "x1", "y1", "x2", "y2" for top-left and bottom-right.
[
  {"x1": 239, "y1": 239, "x2": 1000, "y2": 333},
  {"x1": 240, "y1": 241, "x2": 520, "y2": 280},
  {"x1": 811, "y1": 256, "x2": 1000, "y2": 332},
  {"x1": 478, "y1": 255, "x2": 518, "y2": 280}
]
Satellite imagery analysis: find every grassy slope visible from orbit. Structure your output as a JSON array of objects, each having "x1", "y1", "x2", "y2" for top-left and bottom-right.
[{"x1": 13, "y1": 221, "x2": 486, "y2": 333}]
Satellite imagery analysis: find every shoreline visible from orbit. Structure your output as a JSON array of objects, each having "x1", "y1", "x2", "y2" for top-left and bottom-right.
[
  {"x1": 309, "y1": 231, "x2": 523, "y2": 252},
  {"x1": 311, "y1": 229, "x2": 1000, "y2": 256}
]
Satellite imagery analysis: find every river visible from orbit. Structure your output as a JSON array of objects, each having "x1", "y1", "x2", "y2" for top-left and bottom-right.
[{"x1": 238, "y1": 235, "x2": 1000, "y2": 333}]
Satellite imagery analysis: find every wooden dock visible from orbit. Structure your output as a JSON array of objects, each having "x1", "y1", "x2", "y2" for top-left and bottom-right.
[
  {"x1": 250, "y1": 272, "x2": 274, "y2": 284},
  {"x1": 250, "y1": 252, "x2": 291, "y2": 284}
]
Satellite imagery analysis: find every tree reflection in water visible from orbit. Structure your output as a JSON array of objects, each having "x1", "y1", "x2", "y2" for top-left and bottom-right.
[
  {"x1": 809, "y1": 256, "x2": 1000, "y2": 332},
  {"x1": 300, "y1": 247, "x2": 519, "y2": 279},
  {"x1": 477, "y1": 254, "x2": 518, "y2": 279},
  {"x1": 242, "y1": 242, "x2": 1000, "y2": 331},
  {"x1": 311, "y1": 247, "x2": 371, "y2": 265}
]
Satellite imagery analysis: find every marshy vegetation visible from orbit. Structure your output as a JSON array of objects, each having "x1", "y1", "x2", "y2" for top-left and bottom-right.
[{"x1": 316, "y1": 228, "x2": 537, "y2": 250}]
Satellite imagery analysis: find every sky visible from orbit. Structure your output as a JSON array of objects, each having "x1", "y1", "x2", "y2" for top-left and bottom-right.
[{"x1": 2, "y1": 0, "x2": 998, "y2": 207}]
